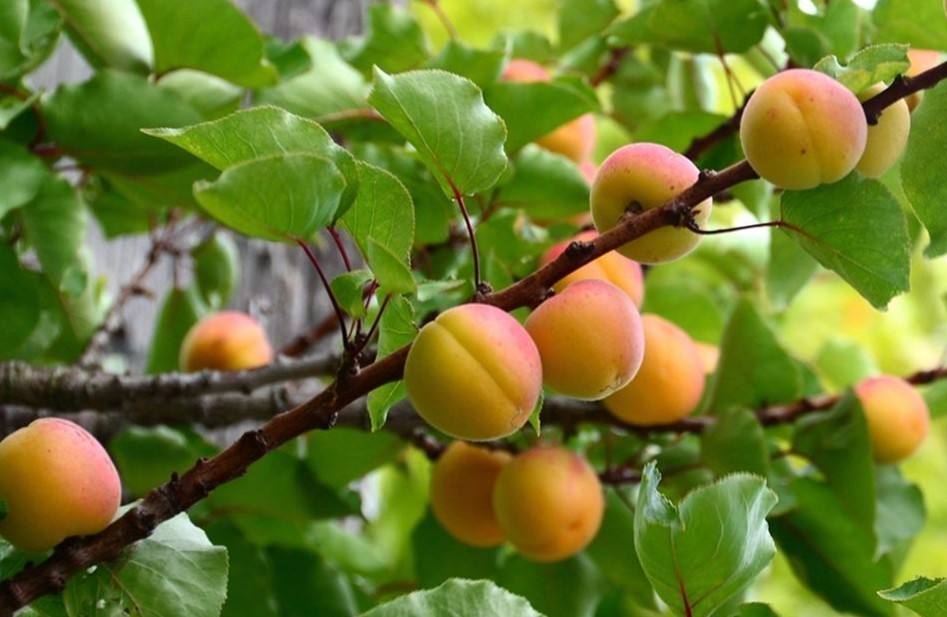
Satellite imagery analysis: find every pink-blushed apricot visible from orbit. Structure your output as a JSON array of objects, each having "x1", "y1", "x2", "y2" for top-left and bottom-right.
[
  {"x1": 854, "y1": 375, "x2": 930, "y2": 463},
  {"x1": 502, "y1": 59, "x2": 597, "y2": 163},
  {"x1": 492, "y1": 446, "x2": 604, "y2": 562},
  {"x1": 856, "y1": 84, "x2": 911, "y2": 178},
  {"x1": 541, "y1": 231, "x2": 645, "y2": 306},
  {"x1": 525, "y1": 280, "x2": 644, "y2": 400},
  {"x1": 0, "y1": 419, "x2": 121, "y2": 551},
  {"x1": 179, "y1": 311, "x2": 273, "y2": 372},
  {"x1": 604, "y1": 315, "x2": 705, "y2": 426},
  {"x1": 404, "y1": 304, "x2": 543, "y2": 441},
  {"x1": 430, "y1": 442, "x2": 512, "y2": 547},
  {"x1": 740, "y1": 69, "x2": 867, "y2": 190},
  {"x1": 905, "y1": 49, "x2": 944, "y2": 110},
  {"x1": 590, "y1": 143, "x2": 712, "y2": 264},
  {"x1": 695, "y1": 341, "x2": 720, "y2": 374}
]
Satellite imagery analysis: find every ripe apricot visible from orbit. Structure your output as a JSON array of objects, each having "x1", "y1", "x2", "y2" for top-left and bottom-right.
[
  {"x1": 905, "y1": 49, "x2": 944, "y2": 110},
  {"x1": 541, "y1": 231, "x2": 645, "y2": 306},
  {"x1": 740, "y1": 69, "x2": 867, "y2": 189},
  {"x1": 0, "y1": 419, "x2": 121, "y2": 552},
  {"x1": 590, "y1": 143, "x2": 712, "y2": 264},
  {"x1": 404, "y1": 304, "x2": 542, "y2": 441},
  {"x1": 604, "y1": 315, "x2": 705, "y2": 426},
  {"x1": 179, "y1": 311, "x2": 273, "y2": 372},
  {"x1": 525, "y1": 280, "x2": 644, "y2": 400},
  {"x1": 430, "y1": 441, "x2": 512, "y2": 547},
  {"x1": 854, "y1": 375, "x2": 930, "y2": 463},
  {"x1": 856, "y1": 84, "x2": 910, "y2": 178},
  {"x1": 695, "y1": 341, "x2": 720, "y2": 374},
  {"x1": 492, "y1": 446, "x2": 604, "y2": 562}
]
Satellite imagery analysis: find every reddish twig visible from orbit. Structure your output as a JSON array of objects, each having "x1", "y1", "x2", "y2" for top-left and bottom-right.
[{"x1": 296, "y1": 240, "x2": 350, "y2": 351}]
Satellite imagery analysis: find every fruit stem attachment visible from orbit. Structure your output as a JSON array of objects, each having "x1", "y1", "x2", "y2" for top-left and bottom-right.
[{"x1": 449, "y1": 181, "x2": 485, "y2": 296}]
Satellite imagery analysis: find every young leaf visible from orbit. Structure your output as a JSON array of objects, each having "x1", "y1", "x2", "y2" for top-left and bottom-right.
[
  {"x1": 194, "y1": 153, "x2": 346, "y2": 241},
  {"x1": 780, "y1": 174, "x2": 911, "y2": 309},
  {"x1": 367, "y1": 239, "x2": 417, "y2": 295},
  {"x1": 192, "y1": 231, "x2": 239, "y2": 310},
  {"x1": 52, "y1": 0, "x2": 151, "y2": 72},
  {"x1": 901, "y1": 81, "x2": 947, "y2": 257},
  {"x1": 369, "y1": 68, "x2": 508, "y2": 196},
  {"x1": 330, "y1": 269, "x2": 373, "y2": 319},
  {"x1": 361, "y1": 579, "x2": 543, "y2": 617},
  {"x1": 367, "y1": 296, "x2": 416, "y2": 430},
  {"x1": 878, "y1": 577, "x2": 947, "y2": 616},
  {"x1": 634, "y1": 462, "x2": 778, "y2": 617},
  {"x1": 136, "y1": 0, "x2": 276, "y2": 86},
  {"x1": 813, "y1": 44, "x2": 910, "y2": 93}
]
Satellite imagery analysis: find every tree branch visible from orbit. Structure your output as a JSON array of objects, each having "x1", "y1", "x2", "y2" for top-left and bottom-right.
[{"x1": 2, "y1": 60, "x2": 945, "y2": 616}]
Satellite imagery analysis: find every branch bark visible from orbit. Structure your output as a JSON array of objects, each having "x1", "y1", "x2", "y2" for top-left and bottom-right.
[{"x1": 2, "y1": 60, "x2": 945, "y2": 615}]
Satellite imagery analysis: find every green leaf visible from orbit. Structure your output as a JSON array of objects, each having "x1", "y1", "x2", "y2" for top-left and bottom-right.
[
  {"x1": 702, "y1": 407, "x2": 768, "y2": 476},
  {"x1": 255, "y1": 37, "x2": 369, "y2": 119},
  {"x1": 330, "y1": 269, "x2": 373, "y2": 319},
  {"x1": 192, "y1": 231, "x2": 239, "y2": 310},
  {"x1": 267, "y1": 547, "x2": 359, "y2": 617},
  {"x1": 156, "y1": 69, "x2": 243, "y2": 120},
  {"x1": 0, "y1": 246, "x2": 43, "y2": 359},
  {"x1": 146, "y1": 286, "x2": 208, "y2": 374},
  {"x1": 340, "y1": 3, "x2": 428, "y2": 74},
  {"x1": 770, "y1": 478, "x2": 893, "y2": 616},
  {"x1": 427, "y1": 40, "x2": 507, "y2": 86},
  {"x1": 873, "y1": 0, "x2": 947, "y2": 49},
  {"x1": 307, "y1": 427, "x2": 403, "y2": 489},
  {"x1": 766, "y1": 225, "x2": 818, "y2": 310},
  {"x1": 0, "y1": 91, "x2": 39, "y2": 130},
  {"x1": 636, "y1": 111, "x2": 727, "y2": 153},
  {"x1": 634, "y1": 462, "x2": 778, "y2": 617},
  {"x1": 780, "y1": 175, "x2": 911, "y2": 309},
  {"x1": 52, "y1": 0, "x2": 150, "y2": 72},
  {"x1": 0, "y1": 140, "x2": 47, "y2": 220},
  {"x1": 412, "y1": 512, "x2": 501, "y2": 589},
  {"x1": 136, "y1": 0, "x2": 275, "y2": 86},
  {"x1": 921, "y1": 379, "x2": 947, "y2": 419},
  {"x1": 341, "y1": 162, "x2": 415, "y2": 276},
  {"x1": 558, "y1": 0, "x2": 619, "y2": 51},
  {"x1": 369, "y1": 68, "x2": 508, "y2": 196},
  {"x1": 367, "y1": 296, "x2": 416, "y2": 430},
  {"x1": 496, "y1": 145, "x2": 590, "y2": 219},
  {"x1": 62, "y1": 512, "x2": 228, "y2": 617},
  {"x1": 499, "y1": 554, "x2": 603, "y2": 617},
  {"x1": 784, "y1": 0, "x2": 860, "y2": 61},
  {"x1": 585, "y1": 491, "x2": 655, "y2": 609},
  {"x1": 874, "y1": 466, "x2": 925, "y2": 562},
  {"x1": 640, "y1": 277, "x2": 726, "y2": 343},
  {"x1": 21, "y1": 177, "x2": 88, "y2": 296},
  {"x1": 879, "y1": 577, "x2": 947, "y2": 616},
  {"x1": 205, "y1": 521, "x2": 278, "y2": 617},
  {"x1": 362, "y1": 578, "x2": 543, "y2": 617},
  {"x1": 485, "y1": 76, "x2": 597, "y2": 153},
  {"x1": 609, "y1": 0, "x2": 769, "y2": 54},
  {"x1": 110, "y1": 426, "x2": 216, "y2": 497},
  {"x1": 792, "y1": 394, "x2": 876, "y2": 537},
  {"x1": 44, "y1": 70, "x2": 203, "y2": 174},
  {"x1": 368, "y1": 239, "x2": 417, "y2": 295},
  {"x1": 194, "y1": 153, "x2": 346, "y2": 241},
  {"x1": 145, "y1": 105, "x2": 359, "y2": 213},
  {"x1": 731, "y1": 604, "x2": 780, "y2": 616},
  {"x1": 813, "y1": 44, "x2": 910, "y2": 93},
  {"x1": 0, "y1": 0, "x2": 61, "y2": 81},
  {"x1": 708, "y1": 299, "x2": 801, "y2": 411},
  {"x1": 902, "y1": 81, "x2": 947, "y2": 257}
]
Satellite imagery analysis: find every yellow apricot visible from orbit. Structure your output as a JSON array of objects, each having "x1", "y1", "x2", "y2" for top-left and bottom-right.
[
  {"x1": 179, "y1": 311, "x2": 273, "y2": 372},
  {"x1": 492, "y1": 446, "x2": 604, "y2": 562},
  {"x1": 604, "y1": 315, "x2": 705, "y2": 426},
  {"x1": 430, "y1": 442, "x2": 512, "y2": 547},
  {"x1": 695, "y1": 341, "x2": 720, "y2": 375},
  {"x1": 404, "y1": 304, "x2": 543, "y2": 441},
  {"x1": 0, "y1": 419, "x2": 121, "y2": 552},
  {"x1": 503, "y1": 58, "x2": 596, "y2": 163},
  {"x1": 740, "y1": 69, "x2": 867, "y2": 190},
  {"x1": 525, "y1": 280, "x2": 644, "y2": 400},
  {"x1": 590, "y1": 143, "x2": 712, "y2": 264},
  {"x1": 856, "y1": 84, "x2": 910, "y2": 178},
  {"x1": 540, "y1": 231, "x2": 645, "y2": 306},
  {"x1": 905, "y1": 49, "x2": 944, "y2": 111},
  {"x1": 854, "y1": 376, "x2": 930, "y2": 463}
]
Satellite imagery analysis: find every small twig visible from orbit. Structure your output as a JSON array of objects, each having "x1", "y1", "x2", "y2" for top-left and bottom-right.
[
  {"x1": 327, "y1": 227, "x2": 353, "y2": 272},
  {"x1": 591, "y1": 47, "x2": 630, "y2": 87},
  {"x1": 420, "y1": 0, "x2": 458, "y2": 39},
  {"x1": 313, "y1": 108, "x2": 385, "y2": 125},
  {"x1": 296, "y1": 240, "x2": 350, "y2": 350},
  {"x1": 449, "y1": 181, "x2": 485, "y2": 295}
]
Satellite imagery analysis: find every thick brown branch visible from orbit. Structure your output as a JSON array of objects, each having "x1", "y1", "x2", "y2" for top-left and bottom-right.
[{"x1": 3, "y1": 59, "x2": 946, "y2": 616}]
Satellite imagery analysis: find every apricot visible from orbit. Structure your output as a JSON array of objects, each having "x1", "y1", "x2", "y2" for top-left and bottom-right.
[
  {"x1": 740, "y1": 69, "x2": 867, "y2": 190},
  {"x1": 0, "y1": 419, "x2": 121, "y2": 552},
  {"x1": 179, "y1": 310, "x2": 273, "y2": 372},
  {"x1": 590, "y1": 143, "x2": 712, "y2": 264},
  {"x1": 430, "y1": 441, "x2": 512, "y2": 547},
  {"x1": 492, "y1": 446, "x2": 604, "y2": 562},
  {"x1": 603, "y1": 315, "x2": 705, "y2": 426},
  {"x1": 541, "y1": 231, "x2": 645, "y2": 306},
  {"x1": 854, "y1": 376, "x2": 930, "y2": 464},
  {"x1": 404, "y1": 304, "x2": 542, "y2": 441},
  {"x1": 695, "y1": 341, "x2": 720, "y2": 374},
  {"x1": 525, "y1": 280, "x2": 644, "y2": 400},
  {"x1": 502, "y1": 59, "x2": 597, "y2": 163},
  {"x1": 905, "y1": 50, "x2": 944, "y2": 110},
  {"x1": 855, "y1": 84, "x2": 910, "y2": 178}
]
